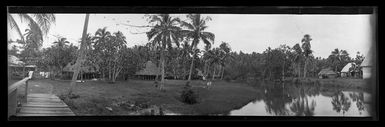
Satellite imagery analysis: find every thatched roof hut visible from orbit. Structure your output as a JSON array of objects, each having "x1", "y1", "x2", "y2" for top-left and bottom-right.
[
  {"x1": 8, "y1": 55, "x2": 25, "y2": 67},
  {"x1": 62, "y1": 62, "x2": 99, "y2": 73},
  {"x1": 135, "y1": 61, "x2": 161, "y2": 76},
  {"x1": 135, "y1": 61, "x2": 160, "y2": 80},
  {"x1": 341, "y1": 63, "x2": 355, "y2": 73},
  {"x1": 318, "y1": 68, "x2": 338, "y2": 79}
]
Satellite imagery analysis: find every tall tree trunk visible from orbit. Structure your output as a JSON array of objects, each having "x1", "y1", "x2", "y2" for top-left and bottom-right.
[
  {"x1": 221, "y1": 65, "x2": 225, "y2": 80},
  {"x1": 69, "y1": 14, "x2": 90, "y2": 95},
  {"x1": 303, "y1": 58, "x2": 307, "y2": 78},
  {"x1": 187, "y1": 51, "x2": 196, "y2": 84},
  {"x1": 160, "y1": 50, "x2": 165, "y2": 90},
  {"x1": 22, "y1": 64, "x2": 26, "y2": 78},
  {"x1": 108, "y1": 61, "x2": 112, "y2": 81},
  {"x1": 212, "y1": 65, "x2": 216, "y2": 81},
  {"x1": 282, "y1": 60, "x2": 285, "y2": 81},
  {"x1": 298, "y1": 63, "x2": 301, "y2": 78}
]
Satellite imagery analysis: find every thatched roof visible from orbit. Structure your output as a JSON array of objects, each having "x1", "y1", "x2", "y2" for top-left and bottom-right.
[
  {"x1": 318, "y1": 68, "x2": 337, "y2": 75},
  {"x1": 63, "y1": 62, "x2": 99, "y2": 73},
  {"x1": 135, "y1": 61, "x2": 161, "y2": 76},
  {"x1": 341, "y1": 63, "x2": 355, "y2": 72},
  {"x1": 8, "y1": 55, "x2": 24, "y2": 66}
]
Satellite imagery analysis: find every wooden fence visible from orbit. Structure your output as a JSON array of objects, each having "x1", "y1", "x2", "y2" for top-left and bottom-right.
[{"x1": 8, "y1": 71, "x2": 33, "y2": 118}]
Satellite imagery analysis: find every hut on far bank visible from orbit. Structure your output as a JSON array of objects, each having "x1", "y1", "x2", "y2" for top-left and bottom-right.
[
  {"x1": 341, "y1": 62, "x2": 355, "y2": 77},
  {"x1": 318, "y1": 68, "x2": 338, "y2": 79},
  {"x1": 135, "y1": 61, "x2": 161, "y2": 80},
  {"x1": 62, "y1": 62, "x2": 100, "y2": 80},
  {"x1": 361, "y1": 55, "x2": 372, "y2": 79},
  {"x1": 8, "y1": 55, "x2": 36, "y2": 79}
]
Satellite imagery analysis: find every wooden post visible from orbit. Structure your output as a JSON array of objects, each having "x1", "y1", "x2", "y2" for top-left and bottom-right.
[
  {"x1": 8, "y1": 89, "x2": 17, "y2": 118},
  {"x1": 25, "y1": 80, "x2": 28, "y2": 103}
]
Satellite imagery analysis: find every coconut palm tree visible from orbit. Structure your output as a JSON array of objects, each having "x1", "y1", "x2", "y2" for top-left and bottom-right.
[
  {"x1": 180, "y1": 14, "x2": 215, "y2": 85},
  {"x1": 207, "y1": 48, "x2": 222, "y2": 80},
  {"x1": 292, "y1": 44, "x2": 303, "y2": 78},
  {"x1": 69, "y1": 14, "x2": 90, "y2": 95},
  {"x1": 146, "y1": 14, "x2": 182, "y2": 90},
  {"x1": 53, "y1": 38, "x2": 70, "y2": 48},
  {"x1": 330, "y1": 48, "x2": 342, "y2": 72},
  {"x1": 8, "y1": 13, "x2": 55, "y2": 44},
  {"x1": 179, "y1": 40, "x2": 193, "y2": 79},
  {"x1": 218, "y1": 42, "x2": 231, "y2": 80},
  {"x1": 93, "y1": 27, "x2": 112, "y2": 49},
  {"x1": 301, "y1": 34, "x2": 313, "y2": 78}
]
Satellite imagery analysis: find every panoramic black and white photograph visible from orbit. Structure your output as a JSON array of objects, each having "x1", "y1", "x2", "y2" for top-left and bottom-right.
[{"x1": 7, "y1": 6, "x2": 377, "y2": 118}]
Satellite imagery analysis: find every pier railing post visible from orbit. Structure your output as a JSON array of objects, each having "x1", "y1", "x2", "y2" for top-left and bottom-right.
[{"x1": 25, "y1": 80, "x2": 28, "y2": 103}]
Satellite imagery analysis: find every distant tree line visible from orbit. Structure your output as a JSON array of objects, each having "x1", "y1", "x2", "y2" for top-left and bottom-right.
[{"x1": 8, "y1": 14, "x2": 365, "y2": 85}]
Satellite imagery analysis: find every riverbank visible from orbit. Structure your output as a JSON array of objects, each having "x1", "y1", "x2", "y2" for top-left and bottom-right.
[
  {"x1": 279, "y1": 77, "x2": 372, "y2": 91},
  {"x1": 28, "y1": 79, "x2": 260, "y2": 115}
]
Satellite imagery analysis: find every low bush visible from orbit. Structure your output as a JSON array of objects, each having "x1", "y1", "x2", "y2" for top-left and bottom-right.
[{"x1": 180, "y1": 85, "x2": 198, "y2": 104}]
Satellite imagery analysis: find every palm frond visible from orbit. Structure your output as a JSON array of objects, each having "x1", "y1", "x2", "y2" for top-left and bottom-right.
[
  {"x1": 8, "y1": 14, "x2": 26, "y2": 42},
  {"x1": 180, "y1": 21, "x2": 194, "y2": 30},
  {"x1": 32, "y1": 14, "x2": 56, "y2": 36},
  {"x1": 201, "y1": 32, "x2": 215, "y2": 43}
]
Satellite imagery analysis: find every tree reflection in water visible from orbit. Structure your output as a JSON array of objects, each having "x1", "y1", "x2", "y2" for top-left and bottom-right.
[
  {"x1": 349, "y1": 92, "x2": 365, "y2": 115},
  {"x1": 289, "y1": 97, "x2": 316, "y2": 116},
  {"x1": 263, "y1": 83, "x2": 292, "y2": 116},
  {"x1": 331, "y1": 91, "x2": 352, "y2": 115}
]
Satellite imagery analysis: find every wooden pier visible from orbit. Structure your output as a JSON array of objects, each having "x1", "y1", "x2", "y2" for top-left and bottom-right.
[{"x1": 16, "y1": 94, "x2": 75, "y2": 116}]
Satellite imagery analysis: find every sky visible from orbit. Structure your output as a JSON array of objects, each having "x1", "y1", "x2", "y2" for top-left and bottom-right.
[{"x1": 8, "y1": 14, "x2": 373, "y2": 58}]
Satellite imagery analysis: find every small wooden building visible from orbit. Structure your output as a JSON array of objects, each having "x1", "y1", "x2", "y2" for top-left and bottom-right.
[
  {"x1": 361, "y1": 55, "x2": 372, "y2": 79},
  {"x1": 8, "y1": 55, "x2": 36, "y2": 79},
  {"x1": 135, "y1": 61, "x2": 161, "y2": 80},
  {"x1": 318, "y1": 68, "x2": 338, "y2": 79},
  {"x1": 62, "y1": 62, "x2": 100, "y2": 80}
]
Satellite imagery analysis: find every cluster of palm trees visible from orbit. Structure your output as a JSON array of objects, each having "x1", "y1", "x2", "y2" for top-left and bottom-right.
[{"x1": 145, "y1": 14, "x2": 216, "y2": 89}]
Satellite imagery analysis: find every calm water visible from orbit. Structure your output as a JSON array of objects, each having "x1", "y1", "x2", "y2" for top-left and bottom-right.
[{"x1": 228, "y1": 82, "x2": 372, "y2": 116}]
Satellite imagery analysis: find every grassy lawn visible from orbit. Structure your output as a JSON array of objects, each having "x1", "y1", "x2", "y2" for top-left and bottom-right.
[{"x1": 29, "y1": 79, "x2": 260, "y2": 115}]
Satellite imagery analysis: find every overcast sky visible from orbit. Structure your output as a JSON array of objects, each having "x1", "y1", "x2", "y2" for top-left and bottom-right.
[{"x1": 8, "y1": 14, "x2": 373, "y2": 58}]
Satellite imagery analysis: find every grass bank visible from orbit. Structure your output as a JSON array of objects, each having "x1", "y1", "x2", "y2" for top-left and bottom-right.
[
  {"x1": 31, "y1": 79, "x2": 260, "y2": 115},
  {"x1": 281, "y1": 77, "x2": 371, "y2": 91}
]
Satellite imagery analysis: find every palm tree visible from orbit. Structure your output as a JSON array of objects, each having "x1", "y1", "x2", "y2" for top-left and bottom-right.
[
  {"x1": 330, "y1": 48, "x2": 342, "y2": 72},
  {"x1": 93, "y1": 27, "x2": 112, "y2": 80},
  {"x1": 207, "y1": 48, "x2": 222, "y2": 80},
  {"x1": 93, "y1": 27, "x2": 112, "y2": 49},
  {"x1": 8, "y1": 13, "x2": 55, "y2": 44},
  {"x1": 301, "y1": 34, "x2": 313, "y2": 78},
  {"x1": 69, "y1": 14, "x2": 90, "y2": 95},
  {"x1": 146, "y1": 14, "x2": 182, "y2": 90},
  {"x1": 53, "y1": 38, "x2": 70, "y2": 48},
  {"x1": 180, "y1": 14, "x2": 215, "y2": 85},
  {"x1": 180, "y1": 40, "x2": 193, "y2": 79},
  {"x1": 8, "y1": 14, "x2": 55, "y2": 82},
  {"x1": 218, "y1": 42, "x2": 231, "y2": 80},
  {"x1": 292, "y1": 44, "x2": 303, "y2": 78}
]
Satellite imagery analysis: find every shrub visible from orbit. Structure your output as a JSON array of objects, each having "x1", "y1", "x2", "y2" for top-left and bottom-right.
[{"x1": 180, "y1": 85, "x2": 198, "y2": 104}]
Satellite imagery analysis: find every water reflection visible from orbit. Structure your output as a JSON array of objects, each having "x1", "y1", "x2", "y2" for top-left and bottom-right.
[
  {"x1": 349, "y1": 92, "x2": 365, "y2": 115},
  {"x1": 229, "y1": 82, "x2": 371, "y2": 116},
  {"x1": 331, "y1": 91, "x2": 351, "y2": 115},
  {"x1": 290, "y1": 97, "x2": 316, "y2": 116}
]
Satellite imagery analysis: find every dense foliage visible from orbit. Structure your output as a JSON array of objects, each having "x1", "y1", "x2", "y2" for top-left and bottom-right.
[{"x1": 8, "y1": 14, "x2": 366, "y2": 83}]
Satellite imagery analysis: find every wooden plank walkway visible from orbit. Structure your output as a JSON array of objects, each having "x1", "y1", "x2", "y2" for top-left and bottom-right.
[{"x1": 16, "y1": 94, "x2": 75, "y2": 116}]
